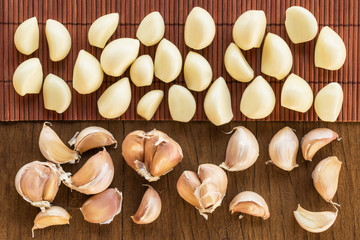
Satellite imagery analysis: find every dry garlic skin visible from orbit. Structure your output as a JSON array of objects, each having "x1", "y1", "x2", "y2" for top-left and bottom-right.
[
  {"x1": 43, "y1": 74, "x2": 71, "y2": 114},
  {"x1": 184, "y1": 7, "x2": 215, "y2": 50},
  {"x1": 224, "y1": 43, "x2": 254, "y2": 82},
  {"x1": 240, "y1": 76, "x2": 275, "y2": 119},
  {"x1": 45, "y1": 19, "x2": 71, "y2": 62},
  {"x1": 281, "y1": 73, "x2": 313, "y2": 113},
  {"x1": 285, "y1": 6, "x2": 318, "y2": 44},
  {"x1": 136, "y1": 12, "x2": 165, "y2": 46},
  {"x1": 13, "y1": 58, "x2": 43, "y2": 96},
  {"x1": 314, "y1": 82, "x2": 343, "y2": 122},
  {"x1": 130, "y1": 55, "x2": 154, "y2": 87},
  {"x1": 261, "y1": 33, "x2": 293, "y2": 80},
  {"x1": 14, "y1": 17, "x2": 39, "y2": 55},
  {"x1": 184, "y1": 51, "x2": 212, "y2": 92},
  {"x1": 88, "y1": 13, "x2": 119, "y2": 48},
  {"x1": 233, "y1": 10, "x2": 266, "y2": 50},
  {"x1": 315, "y1": 27, "x2": 346, "y2": 70},
  {"x1": 168, "y1": 85, "x2": 196, "y2": 122},
  {"x1": 137, "y1": 90, "x2": 164, "y2": 120}
]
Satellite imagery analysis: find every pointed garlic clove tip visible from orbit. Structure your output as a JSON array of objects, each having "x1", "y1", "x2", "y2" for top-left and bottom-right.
[
  {"x1": 136, "y1": 12, "x2": 165, "y2": 46},
  {"x1": 177, "y1": 171, "x2": 202, "y2": 209},
  {"x1": 224, "y1": 43, "x2": 254, "y2": 82},
  {"x1": 14, "y1": 17, "x2": 39, "y2": 55},
  {"x1": 132, "y1": 186, "x2": 162, "y2": 224},
  {"x1": 168, "y1": 85, "x2": 196, "y2": 122},
  {"x1": 43, "y1": 73, "x2": 71, "y2": 114},
  {"x1": 229, "y1": 191, "x2": 270, "y2": 220},
  {"x1": 130, "y1": 55, "x2": 154, "y2": 87},
  {"x1": 88, "y1": 13, "x2": 119, "y2": 48},
  {"x1": 13, "y1": 58, "x2": 43, "y2": 96},
  {"x1": 314, "y1": 82, "x2": 343, "y2": 122},
  {"x1": 184, "y1": 51, "x2": 212, "y2": 91},
  {"x1": 32, "y1": 206, "x2": 70, "y2": 236},
  {"x1": 45, "y1": 19, "x2": 71, "y2": 62},
  {"x1": 137, "y1": 90, "x2": 164, "y2": 120},
  {"x1": 121, "y1": 130, "x2": 146, "y2": 171}
]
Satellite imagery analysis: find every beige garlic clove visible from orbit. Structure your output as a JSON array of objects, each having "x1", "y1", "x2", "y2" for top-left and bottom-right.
[
  {"x1": 45, "y1": 19, "x2": 71, "y2": 62},
  {"x1": 88, "y1": 13, "x2": 119, "y2": 48},
  {"x1": 229, "y1": 191, "x2": 270, "y2": 219},
  {"x1": 184, "y1": 51, "x2": 212, "y2": 92},
  {"x1": 131, "y1": 186, "x2": 162, "y2": 224},
  {"x1": 122, "y1": 130, "x2": 147, "y2": 171},
  {"x1": 32, "y1": 206, "x2": 70, "y2": 237},
  {"x1": 168, "y1": 85, "x2": 196, "y2": 122},
  {"x1": 14, "y1": 17, "x2": 39, "y2": 55},
  {"x1": 43, "y1": 73, "x2": 71, "y2": 114},
  {"x1": 130, "y1": 55, "x2": 154, "y2": 87},
  {"x1": 81, "y1": 188, "x2": 123, "y2": 224},
  {"x1": 13, "y1": 58, "x2": 43, "y2": 96},
  {"x1": 314, "y1": 82, "x2": 343, "y2": 122},
  {"x1": 136, "y1": 12, "x2": 165, "y2": 46},
  {"x1": 204, "y1": 77, "x2": 233, "y2": 126},
  {"x1": 177, "y1": 171, "x2": 202, "y2": 209},
  {"x1": 224, "y1": 43, "x2": 254, "y2": 82},
  {"x1": 137, "y1": 90, "x2": 164, "y2": 120}
]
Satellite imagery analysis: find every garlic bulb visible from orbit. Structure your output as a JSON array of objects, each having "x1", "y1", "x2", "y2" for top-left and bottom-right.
[
  {"x1": 32, "y1": 206, "x2": 70, "y2": 237},
  {"x1": 43, "y1": 73, "x2": 72, "y2": 114},
  {"x1": 88, "y1": 13, "x2": 119, "y2": 48},
  {"x1": 14, "y1": 17, "x2": 39, "y2": 55},
  {"x1": 130, "y1": 55, "x2": 154, "y2": 87},
  {"x1": 183, "y1": 51, "x2": 212, "y2": 92},
  {"x1": 229, "y1": 191, "x2": 270, "y2": 219},
  {"x1": 132, "y1": 185, "x2": 162, "y2": 224},
  {"x1": 45, "y1": 19, "x2": 71, "y2": 62},
  {"x1": 314, "y1": 82, "x2": 343, "y2": 122},
  {"x1": 137, "y1": 90, "x2": 164, "y2": 120},
  {"x1": 13, "y1": 58, "x2": 43, "y2": 96},
  {"x1": 168, "y1": 85, "x2": 196, "y2": 122},
  {"x1": 136, "y1": 12, "x2": 165, "y2": 46},
  {"x1": 224, "y1": 43, "x2": 254, "y2": 82}
]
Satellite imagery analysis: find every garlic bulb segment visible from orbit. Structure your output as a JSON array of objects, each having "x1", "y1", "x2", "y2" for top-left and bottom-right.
[
  {"x1": 229, "y1": 191, "x2": 270, "y2": 219},
  {"x1": 81, "y1": 188, "x2": 123, "y2": 224},
  {"x1": 43, "y1": 74, "x2": 71, "y2": 114},
  {"x1": 130, "y1": 55, "x2": 154, "y2": 87},
  {"x1": 294, "y1": 205, "x2": 338, "y2": 233},
  {"x1": 12, "y1": 58, "x2": 43, "y2": 96},
  {"x1": 39, "y1": 122, "x2": 80, "y2": 164},
  {"x1": 100, "y1": 38, "x2": 140, "y2": 77},
  {"x1": 281, "y1": 74, "x2": 313, "y2": 113},
  {"x1": 122, "y1": 130, "x2": 147, "y2": 171},
  {"x1": 97, "y1": 77, "x2": 132, "y2": 119},
  {"x1": 224, "y1": 43, "x2": 254, "y2": 82},
  {"x1": 177, "y1": 171, "x2": 202, "y2": 209},
  {"x1": 220, "y1": 126, "x2": 259, "y2": 171},
  {"x1": 154, "y1": 38, "x2": 182, "y2": 83},
  {"x1": 14, "y1": 17, "x2": 39, "y2": 55},
  {"x1": 314, "y1": 82, "x2": 343, "y2": 122},
  {"x1": 137, "y1": 90, "x2": 164, "y2": 120},
  {"x1": 32, "y1": 206, "x2": 70, "y2": 237},
  {"x1": 45, "y1": 19, "x2": 71, "y2": 62},
  {"x1": 184, "y1": 51, "x2": 212, "y2": 91},
  {"x1": 73, "y1": 50, "x2": 104, "y2": 94},
  {"x1": 261, "y1": 33, "x2": 293, "y2": 80},
  {"x1": 285, "y1": 6, "x2": 318, "y2": 44},
  {"x1": 315, "y1": 27, "x2": 346, "y2": 70},
  {"x1": 240, "y1": 76, "x2": 276, "y2": 119},
  {"x1": 233, "y1": 10, "x2": 266, "y2": 50},
  {"x1": 168, "y1": 85, "x2": 196, "y2": 122},
  {"x1": 131, "y1": 186, "x2": 162, "y2": 224},
  {"x1": 203, "y1": 77, "x2": 233, "y2": 126},
  {"x1": 136, "y1": 12, "x2": 165, "y2": 46},
  {"x1": 88, "y1": 13, "x2": 119, "y2": 48}
]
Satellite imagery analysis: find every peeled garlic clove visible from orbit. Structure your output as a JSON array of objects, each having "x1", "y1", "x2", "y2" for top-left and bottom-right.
[
  {"x1": 14, "y1": 17, "x2": 39, "y2": 55},
  {"x1": 88, "y1": 13, "x2": 119, "y2": 48},
  {"x1": 130, "y1": 55, "x2": 154, "y2": 87},
  {"x1": 154, "y1": 38, "x2": 182, "y2": 83},
  {"x1": 281, "y1": 74, "x2": 313, "y2": 113},
  {"x1": 122, "y1": 130, "x2": 147, "y2": 171},
  {"x1": 229, "y1": 191, "x2": 270, "y2": 219},
  {"x1": 224, "y1": 43, "x2": 254, "y2": 82},
  {"x1": 314, "y1": 82, "x2": 343, "y2": 122},
  {"x1": 285, "y1": 6, "x2": 318, "y2": 44},
  {"x1": 261, "y1": 33, "x2": 293, "y2": 80},
  {"x1": 315, "y1": 27, "x2": 346, "y2": 70},
  {"x1": 97, "y1": 77, "x2": 132, "y2": 119},
  {"x1": 136, "y1": 12, "x2": 165, "y2": 46},
  {"x1": 81, "y1": 188, "x2": 123, "y2": 224},
  {"x1": 233, "y1": 10, "x2": 266, "y2": 50},
  {"x1": 43, "y1": 73, "x2": 71, "y2": 114},
  {"x1": 184, "y1": 51, "x2": 212, "y2": 91},
  {"x1": 204, "y1": 77, "x2": 233, "y2": 126},
  {"x1": 45, "y1": 19, "x2": 71, "y2": 62},
  {"x1": 32, "y1": 206, "x2": 70, "y2": 237},
  {"x1": 177, "y1": 171, "x2": 202, "y2": 209},
  {"x1": 168, "y1": 85, "x2": 196, "y2": 122},
  {"x1": 13, "y1": 58, "x2": 43, "y2": 96},
  {"x1": 137, "y1": 90, "x2": 164, "y2": 120},
  {"x1": 240, "y1": 75, "x2": 276, "y2": 119},
  {"x1": 131, "y1": 186, "x2": 162, "y2": 224},
  {"x1": 100, "y1": 38, "x2": 140, "y2": 77},
  {"x1": 294, "y1": 205, "x2": 338, "y2": 233}
]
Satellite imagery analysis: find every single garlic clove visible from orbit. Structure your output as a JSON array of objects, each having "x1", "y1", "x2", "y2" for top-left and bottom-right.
[
  {"x1": 285, "y1": 6, "x2": 318, "y2": 44},
  {"x1": 130, "y1": 55, "x2": 154, "y2": 87},
  {"x1": 183, "y1": 51, "x2": 212, "y2": 91},
  {"x1": 136, "y1": 12, "x2": 165, "y2": 46},
  {"x1": 261, "y1": 33, "x2": 293, "y2": 80},
  {"x1": 240, "y1": 75, "x2": 276, "y2": 119},
  {"x1": 131, "y1": 186, "x2": 162, "y2": 224},
  {"x1": 204, "y1": 77, "x2": 233, "y2": 126},
  {"x1": 81, "y1": 188, "x2": 123, "y2": 224},
  {"x1": 281, "y1": 73, "x2": 313, "y2": 113},
  {"x1": 45, "y1": 19, "x2": 71, "y2": 62},
  {"x1": 13, "y1": 58, "x2": 43, "y2": 96},
  {"x1": 137, "y1": 90, "x2": 164, "y2": 120},
  {"x1": 97, "y1": 77, "x2": 132, "y2": 119},
  {"x1": 294, "y1": 205, "x2": 338, "y2": 233},
  {"x1": 14, "y1": 17, "x2": 39, "y2": 55},
  {"x1": 32, "y1": 206, "x2": 70, "y2": 237},
  {"x1": 233, "y1": 10, "x2": 266, "y2": 50},
  {"x1": 122, "y1": 130, "x2": 147, "y2": 171},
  {"x1": 229, "y1": 191, "x2": 270, "y2": 219},
  {"x1": 43, "y1": 73, "x2": 71, "y2": 114},
  {"x1": 88, "y1": 13, "x2": 119, "y2": 48},
  {"x1": 100, "y1": 38, "x2": 140, "y2": 77},
  {"x1": 168, "y1": 85, "x2": 196, "y2": 122},
  {"x1": 314, "y1": 82, "x2": 343, "y2": 122},
  {"x1": 315, "y1": 26, "x2": 346, "y2": 70},
  {"x1": 177, "y1": 171, "x2": 202, "y2": 209},
  {"x1": 220, "y1": 126, "x2": 259, "y2": 171}
]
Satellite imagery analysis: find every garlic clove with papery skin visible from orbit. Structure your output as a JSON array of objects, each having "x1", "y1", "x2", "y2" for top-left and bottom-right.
[
  {"x1": 136, "y1": 12, "x2": 165, "y2": 46},
  {"x1": 137, "y1": 90, "x2": 164, "y2": 120},
  {"x1": 183, "y1": 51, "x2": 212, "y2": 92},
  {"x1": 130, "y1": 55, "x2": 154, "y2": 87},
  {"x1": 229, "y1": 191, "x2": 270, "y2": 219},
  {"x1": 14, "y1": 17, "x2": 39, "y2": 55},
  {"x1": 168, "y1": 84, "x2": 196, "y2": 122},
  {"x1": 13, "y1": 58, "x2": 43, "y2": 96},
  {"x1": 45, "y1": 19, "x2": 71, "y2": 62},
  {"x1": 88, "y1": 13, "x2": 119, "y2": 48},
  {"x1": 314, "y1": 82, "x2": 343, "y2": 122},
  {"x1": 43, "y1": 73, "x2": 72, "y2": 114},
  {"x1": 32, "y1": 206, "x2": 70, "y2": 237},
  {"x1": 177, "y1": 171, "x2": 202, "y2": 209},
  {"x1": 122, "y1": 130, "x2": 147, "y2": 171}
]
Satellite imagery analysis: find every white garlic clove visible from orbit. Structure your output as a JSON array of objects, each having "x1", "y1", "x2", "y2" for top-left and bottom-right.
[
  {"x1": 131, "y1": 186, "x2": 162, "y2": 224},
  {"x1": 14, "y1": 17, "x2": 39, "y2": 55},
  {"x1": 12, "y1": 58, "x2": 43, "y2": 96},
  {"x1": 32, "y1": 206, "x2": 70, "y2": 237},
  {"x1": 136, "y1": 12, "x2": 165, "y2": 46},
  {"x1": 137, "y1": 90, "x2": 164, "y2": 120},
  {"x1": 122, "y1": 130, "x2": 147, "y2": 171},
  {"x1": 229, "y1": 191, "x2": 270, "y2": 219},
  {"x1": 177, "y1": 171, "x2": 202, "y2": 209},
  {"x1": 168, "y1": 85, "x2": 196, "y2": 122},
  {"x1": 240, "y1": 75, "x2": 276, "y2": 119},
  {"x1": 88, "y1": 13, "x2": 119, "y2": 48},
  {"x1": 315, "y1": 27, "x2": 346, "y2": 70},
  {"x1": 233, "y1": 10, "x2": 266, "y2": 50},
  {"x1": 45, "y1": 19, "x2": 71, "y2": 62},
  {"x1": 184, "y1": 7, "x2": 216, "y2": 50},
  {"x1": 224, "y1": 43, "x2": 254, "y2": 82},
  {"x1": 261, "y1": 33, "x2": 293, "y2": 80},
  {"x1": 154, "y1": 38, "x2": 182, "y2": 83},
  {"x1": 314, "y1": 82, "x2": 343, "y2": 122},
  {"x1": 97, "y1": 77, "x2": 132, "y2": 119},
  {"x1": 100, "y1": 38, "x2": 140, "y2": 77},
  {"x1": 184, "y1": 51, "x2": 212, "y2": 91},
  {"x1": 204, "y1": 77, "x2": 233, "y2": 126},
  {"x1": 130, "y1": 55, "x2": 154, "y2": 87},
  {"x1": 43, "y1": 73, "x2": 71, "y2": 114}
]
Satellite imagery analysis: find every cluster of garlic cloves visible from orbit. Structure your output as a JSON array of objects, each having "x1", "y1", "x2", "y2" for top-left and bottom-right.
[
  {"x1": 32, "y1": 206, "x2": 70, "y2": 237},
  {"x1": 132, "y1": 185, "x2": 162, "y2": 224},
  {"x1": 229, "y1": 191, "x2": 270, "y2": 220}
]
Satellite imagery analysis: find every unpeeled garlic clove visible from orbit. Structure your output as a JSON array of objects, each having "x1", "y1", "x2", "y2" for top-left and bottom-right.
[
  {"x1": 14, "y1": 17, "x2": 39, "y2": 55},
  {"x1": 177, "y1": 171, "x2": 202, "y2": 209},
  {"x1": 32, "y1": 206, "x2": 70, "y2": 237},
  {"x1": 13, "y1": 58, "x2": 43, "y2": 96},
  {"x1": 122, "y1": 130, "x2": 147, "y2": 171},
  {"x1": 183, "y1": 51, "x2": 212, "y2": 92},
  {"x1": 45, "y1": 19, "x2": 71, "y2": 62},
  {"x1": 88, "y1": 13, "x2": 119, "y2": 48},
  {"x1": 137, "y1": 90, "x2": 164, "y2": 120},
  {"x1": 136, "y1": 12, "x2": 165, "y2": 46},
  {"x1": 131, "y1": 186, "x2": 162, "y2": 224},
  {"x1": 314, "y1": 82, "x2": 343, "y2": 122},
  {"x1": 168, "y1": 85, "x2": 196, "y2": 122},
  {"x1": 43, "y1": 73, "x2": 71, "y2": 114},
  {"x1": 130, "y1": 55, "x2": 154, "y2": 87},
  {"x1": 229, "y1": 191, "x2": 270, "y2": 219}
]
